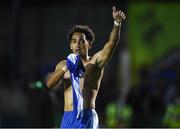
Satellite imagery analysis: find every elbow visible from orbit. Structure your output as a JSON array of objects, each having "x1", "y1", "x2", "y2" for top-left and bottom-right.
[
  {"x1": 46, "y1": 78, "x2": 60, "y2": 89},
  {"x1": 46, "y1": 81, "x2": 51, "y2": 89},
  {"x1": 46, "y1": 79, "x2": 53, "y2": 89},
  {"x1": 46, "y1": 73, "x2": 54, "y2": 89}
]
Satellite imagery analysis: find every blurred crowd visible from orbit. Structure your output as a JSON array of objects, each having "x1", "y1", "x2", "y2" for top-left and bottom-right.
[{"x1": 126, "y1": 49, "x2": 180, "y2": 128}]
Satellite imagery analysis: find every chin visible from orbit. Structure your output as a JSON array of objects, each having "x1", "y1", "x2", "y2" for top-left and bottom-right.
[
  {"x1": 72, "y1": 51, "x2": 78, "y2": 55},
  {"x1": 78, "y1": 53, "x2": 83, "y2": 57}
]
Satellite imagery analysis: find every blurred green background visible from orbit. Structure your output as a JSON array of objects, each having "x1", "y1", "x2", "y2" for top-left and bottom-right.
[{"x1": 128, "y1": 2, "x2": 180, "y2": 84}]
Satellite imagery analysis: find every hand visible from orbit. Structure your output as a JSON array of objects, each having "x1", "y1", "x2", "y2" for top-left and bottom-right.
[
  {"x1": 62, "y1": 66, "x2": 68, "y2": 73},
  {"x1": 112, "y1": 6, "x2": 126, "y2": 23}
]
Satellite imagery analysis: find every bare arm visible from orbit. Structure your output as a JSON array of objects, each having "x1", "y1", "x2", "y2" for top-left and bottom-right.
[
  {"x1": 46, "y1": 60, "x2": 68, "y2": 88},
  {"x1": 96, "y1": 6, "x2": 126, "y2": 68}
]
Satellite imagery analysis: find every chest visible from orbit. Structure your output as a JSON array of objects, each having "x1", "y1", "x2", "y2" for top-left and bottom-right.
[
  {"x1": 63, "y1": 62, "x2": 97, "y2": 80},
  {"x1": 63, "y1": 61, "x2": 104, "y2": 92}
]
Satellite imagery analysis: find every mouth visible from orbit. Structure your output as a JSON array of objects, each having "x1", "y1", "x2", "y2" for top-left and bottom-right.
[{"x1": 75, "y1": 49, "x2": 80, "y2": 53}]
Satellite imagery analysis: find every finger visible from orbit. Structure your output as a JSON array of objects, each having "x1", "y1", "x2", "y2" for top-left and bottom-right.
[
  {"x1": 120, "y1": 12, "x2": 124, "y2": 16},
  {"x1": 118, "y1": 11, "x2": 122, "y2": 17},
  {"x1": 118, "y1": 10, "x2": 122, "y2": 14},
  {"x1": 112, "y1": 6, "x2": 116, "y2": 13},
  {"x1": 122, "y1": 14, "x2": 126, "y2": 20}
]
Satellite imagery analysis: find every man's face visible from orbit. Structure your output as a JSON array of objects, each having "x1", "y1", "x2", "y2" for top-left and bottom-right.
[{"x1": 70, "y1": 32, "x2": 91, "y2": 56}]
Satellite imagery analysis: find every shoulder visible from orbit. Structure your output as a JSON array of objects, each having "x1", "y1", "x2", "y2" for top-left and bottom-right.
[
  {"x1": 91, "y1": 50, "x2": 108, "y2": 69},
  {"x1": 92, "y1": 51, "x2": 101, "y2": 59},
  {"x1": 89, "y1": 51, "x2": 102, "y2": 66},
  {"x1": 57, "y1": 60, "x2": 66, "y2": 65},
  {"x1": 91, "y1": 51, "x2": 103, "y2": 62},
  {"x1": 55, "y1": 60, "x2": 66, "y2": 70}
]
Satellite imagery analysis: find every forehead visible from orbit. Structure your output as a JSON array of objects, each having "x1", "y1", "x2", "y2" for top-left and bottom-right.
[{"x1": 72, "y1": 32, "x2": 86, "y2": 39}]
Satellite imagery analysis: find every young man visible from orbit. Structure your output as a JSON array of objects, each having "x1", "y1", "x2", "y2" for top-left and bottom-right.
[{"x1": 46, "y1": 6, "x2": 126, "y2": 128}]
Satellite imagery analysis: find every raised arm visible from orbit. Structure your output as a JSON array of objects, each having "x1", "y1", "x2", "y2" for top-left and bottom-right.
[
  {"x1": 96, "y1": 6, "x2": 126, "y2": 68},
  {"x1": 46, "y1": 60, "x2": 68, "y2": 88}
]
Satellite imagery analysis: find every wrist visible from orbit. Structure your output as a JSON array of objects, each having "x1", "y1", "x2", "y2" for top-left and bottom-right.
[{"x1": 114, "y1": 20, "x2": 121, "y2": 27}]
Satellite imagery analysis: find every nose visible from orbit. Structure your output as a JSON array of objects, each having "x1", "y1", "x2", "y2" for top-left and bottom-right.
[
  {"x1": 77, "y1": 40, "x2": 81, "y2": 45},
  {"x1": 77, "y1": 41, "x2": 81, "y2": 47}
]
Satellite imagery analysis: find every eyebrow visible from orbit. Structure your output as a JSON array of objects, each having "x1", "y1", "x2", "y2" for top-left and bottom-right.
[{"x1": 72, "y1": 37, "x2": 85, "y2": 41}]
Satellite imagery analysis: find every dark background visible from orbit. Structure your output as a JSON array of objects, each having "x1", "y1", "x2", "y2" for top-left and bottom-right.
[{"x1": 0, "y1": 0, "x2": 179, "y2": 128}]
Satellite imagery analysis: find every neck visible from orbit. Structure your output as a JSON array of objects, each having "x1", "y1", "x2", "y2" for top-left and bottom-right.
[{"x1": 81, "y1": 55, "x2": 90, "y2": 62}]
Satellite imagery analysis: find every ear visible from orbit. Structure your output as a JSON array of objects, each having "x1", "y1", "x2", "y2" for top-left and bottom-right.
[
  {"x1": 88, "y1": 43, "x2": 92, "y2": 50},
  {"x1": 70, "y1": 42, "x2": 73, "y2": 50}
]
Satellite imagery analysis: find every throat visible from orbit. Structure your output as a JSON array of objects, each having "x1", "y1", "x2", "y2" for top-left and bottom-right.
[{"x1": 81, "y1": 55, "x2": 90, "y2": 63}]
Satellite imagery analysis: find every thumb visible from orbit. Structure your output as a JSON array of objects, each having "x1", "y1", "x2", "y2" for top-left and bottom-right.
[{"x1": 112, "y1": 6, "x2": 116, "y2": 13}]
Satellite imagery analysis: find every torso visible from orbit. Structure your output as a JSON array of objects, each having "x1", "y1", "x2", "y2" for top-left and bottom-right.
[{"x1": 63, "y1": 56, "x2": 104, "y2": 111}]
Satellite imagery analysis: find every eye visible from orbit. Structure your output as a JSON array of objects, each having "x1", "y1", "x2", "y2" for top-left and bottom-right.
[
  {"x1": 72, "y1": 40, "x2": 76, "y2": 44},
  {"x1": 80, "y1": 39, "x2": 85, "y2": 44}
]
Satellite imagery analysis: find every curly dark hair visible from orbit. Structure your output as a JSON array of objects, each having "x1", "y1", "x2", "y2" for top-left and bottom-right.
[{"x1": 67, "y1": 25, "x2": 95, "y2": 44}]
